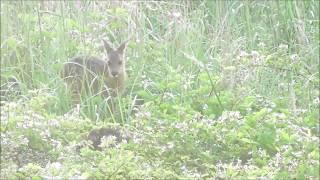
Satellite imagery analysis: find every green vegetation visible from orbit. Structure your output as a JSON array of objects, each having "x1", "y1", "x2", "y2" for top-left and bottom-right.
[{"x1": 1, "y1": 1, "x2": 319, "y2": 179}]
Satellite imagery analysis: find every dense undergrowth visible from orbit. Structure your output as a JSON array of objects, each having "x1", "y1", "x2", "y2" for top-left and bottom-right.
[{"x1": 1, "y1": 1, "x2": 319, "y2": 179}]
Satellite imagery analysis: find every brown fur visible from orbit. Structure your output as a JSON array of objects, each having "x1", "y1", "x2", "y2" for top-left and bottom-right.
[{"x1": 61, "y1": 40, "x2": 127, "y2": 101}]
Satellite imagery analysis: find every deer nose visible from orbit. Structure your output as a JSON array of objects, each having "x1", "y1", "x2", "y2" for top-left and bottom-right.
[{"x1": 111, "y1": 72, "x2": 118, "y2": 77}]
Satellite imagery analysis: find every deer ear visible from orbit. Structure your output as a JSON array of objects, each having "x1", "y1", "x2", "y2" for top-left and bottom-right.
[
  {"x1": 102, "y1": 39, "x2": 113, "y2": 53},
  {"x1": 117, "y1": 41, "x2": 127, "y2": 54}
]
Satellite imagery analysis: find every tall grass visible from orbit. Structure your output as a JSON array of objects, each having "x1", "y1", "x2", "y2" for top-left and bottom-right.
[{"x1": 1, "y1": 0, "x2": 319, "y2": 121}]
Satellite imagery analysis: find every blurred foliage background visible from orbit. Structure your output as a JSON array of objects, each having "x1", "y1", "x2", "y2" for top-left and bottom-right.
[{"x1": 1, "y1": 0, "x2": 319, "y2": 179}]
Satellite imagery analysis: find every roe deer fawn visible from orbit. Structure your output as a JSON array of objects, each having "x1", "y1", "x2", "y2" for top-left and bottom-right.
[{"x1": 61, "y1": 40, "x2": 127, "y2": 104}]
